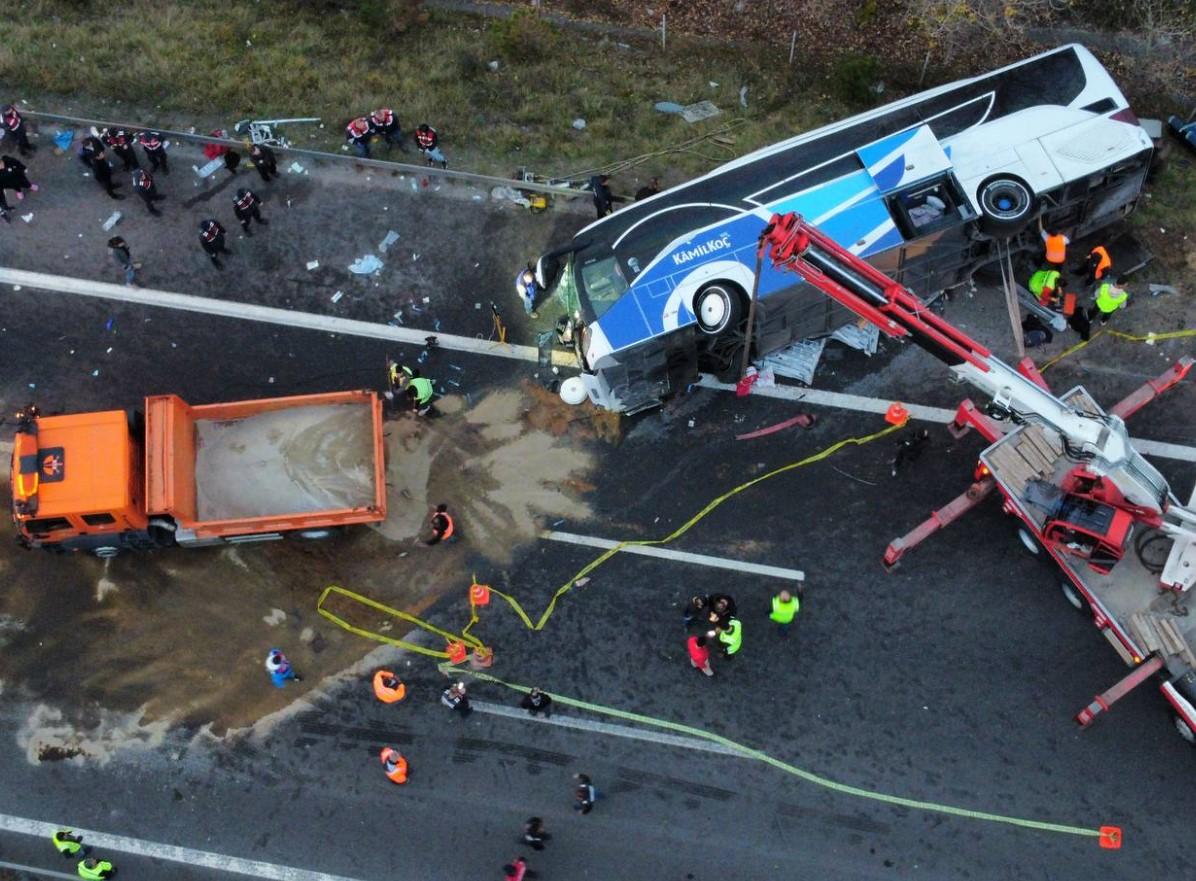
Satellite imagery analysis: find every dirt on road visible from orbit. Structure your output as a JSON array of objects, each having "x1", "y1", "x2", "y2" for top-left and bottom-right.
[{"x1": 0, "y1": 386, "x2": 600, "y2": 758}]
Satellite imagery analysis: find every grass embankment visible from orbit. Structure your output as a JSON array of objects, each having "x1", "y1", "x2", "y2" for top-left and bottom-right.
[{"x1": 0, "y1": 1, "x2": 846, "y2": 184}]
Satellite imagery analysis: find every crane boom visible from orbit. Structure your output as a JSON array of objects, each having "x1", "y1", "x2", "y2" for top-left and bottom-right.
[{"x1": 756, "y1": 212, "x2": 1193, "y2": 542}]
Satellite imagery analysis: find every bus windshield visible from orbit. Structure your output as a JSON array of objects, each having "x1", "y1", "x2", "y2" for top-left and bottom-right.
[{"x1": 579, "y1": 256, "x2": 629, "y2": 319}]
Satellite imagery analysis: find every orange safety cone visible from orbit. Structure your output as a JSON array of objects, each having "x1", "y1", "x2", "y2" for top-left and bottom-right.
[
  {"x1": 470, "y1": 646, "x2": 494, "y2": 669},
  {"x1": 372, "y1": 670, "x2": 407, "y2": 704},
  {"x1": 380, "y1": 747, "x2": 408, "y2": 784},
  {"x1": 884, "y1": 402, "x2": 910, "y2": 426},
  {"x1": 469, "y1": 583, "x2": 491, "y2": 606},
  {"x1": 1098, "y1": 825, "x2": 1122, "y2": 849},
  {"x1": 446, "y1": 641, "x2": 468, "y2": 664}
]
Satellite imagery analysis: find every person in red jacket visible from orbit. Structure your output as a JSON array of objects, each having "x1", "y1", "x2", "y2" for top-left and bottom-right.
[{"x1": 687, "y1": 634, "x2": 714, "y2": 676}]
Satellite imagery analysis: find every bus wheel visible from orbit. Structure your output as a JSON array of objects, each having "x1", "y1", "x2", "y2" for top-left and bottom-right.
[
  {"x1": 693, "y1": 283, "x2": 744, "y2": 336},
  {"x1": 976, "y1": 174, "x2": 1037, "y2": 237},
  {"x1": 93, "y1": 546, "x2": 120, "y2": 559},
  {"x1": 1060, "y1": 579, "x2": 1091, "y2": 615},
  {"x1": 1016, "y1": 526, "x2": 1042, "y2": 556},
  {"x1": 1174, "y1": 714, "x2": 1196, "y2": 747}
]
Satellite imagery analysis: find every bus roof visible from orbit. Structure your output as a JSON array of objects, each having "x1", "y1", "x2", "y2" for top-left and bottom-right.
[{"x1": 578, "y1": 44, "x2": 1129, "y2": 274}]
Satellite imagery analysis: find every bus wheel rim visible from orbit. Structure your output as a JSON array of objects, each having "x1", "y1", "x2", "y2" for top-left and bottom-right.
[{"x1": 698, "y1": 290, "x2": 728, "y2": 331}]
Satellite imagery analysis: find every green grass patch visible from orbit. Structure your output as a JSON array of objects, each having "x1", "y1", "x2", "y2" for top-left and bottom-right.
[{"x1": 2, "y1": 1, "x2": 853, "y2": 182}]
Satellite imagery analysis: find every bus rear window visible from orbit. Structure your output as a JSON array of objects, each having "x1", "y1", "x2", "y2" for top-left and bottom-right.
[{"x1": 579, "y1": 257, "x2": 629, "y2": 318}]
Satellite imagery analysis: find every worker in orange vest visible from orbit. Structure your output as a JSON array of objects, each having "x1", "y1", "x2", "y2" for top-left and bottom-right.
[
  {"x1": 372, "y1": 670, "x2": 406, "y2": 703},
  {"x1": 380, "y1": 747, "x2": 408, "y2": 783},
  {"x1": 1038, "y1": 217, "x2": 1070, "y2": 267},
  {"x1": 1080, "y1": 245, "x2": 1112, "y2": 287},
  {"x1": 425, "y1": 503, "x2": 456, "y2": 545}
]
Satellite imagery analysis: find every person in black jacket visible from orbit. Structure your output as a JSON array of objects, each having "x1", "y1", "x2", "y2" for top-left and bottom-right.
[
  {"x1": 199, "y1": 219, "x2": 229, "y2": 268},
  {"x1": 249, "y1": 143, "x2": 278, "y2": 182},
  {"x1": 233, "y1": 188, "x2": 267, "y2": 234}
]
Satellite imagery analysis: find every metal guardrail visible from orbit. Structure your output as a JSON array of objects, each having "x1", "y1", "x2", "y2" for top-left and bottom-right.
[{"x1": 23, "y1": 110, "x2": 587, "y2": 198}]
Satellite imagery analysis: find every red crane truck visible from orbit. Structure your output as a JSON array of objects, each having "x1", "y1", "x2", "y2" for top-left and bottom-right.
[{"x1": 753, "y1": 212, "x2": 1196, "y2": 744}]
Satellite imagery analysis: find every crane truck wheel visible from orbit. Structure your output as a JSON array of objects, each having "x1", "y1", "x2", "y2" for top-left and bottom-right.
[
  {"x1": 1059, "y1": 579, "x2": 1091, "y2": 615},
  {"x1": 1016, "y1": 526, "x2": 1043, "y2": 556},
  {"x1": 693, "y1": 282, "x2": 744, "y2": 336},
  {"x1": 976, "y1": 174, "x2": 1037, "y2": 237},
  {"x1": 1174, "y1": 714, "x2": 1196, "y2": 747}
]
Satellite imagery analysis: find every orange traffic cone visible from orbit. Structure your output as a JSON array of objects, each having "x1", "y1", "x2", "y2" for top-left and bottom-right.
[
  {"x1": 1098, "y1": 826, "x2": 1122, "y2": 849},
  {"x1": 469, "y1": 583, "x2": 491, "y2": 606},
  {"x1": 884, "y1": 402, "x2": 910, "y2": 426},
  {"x1": 446, "y1": 641, "x2": 468, "y2": 664}
]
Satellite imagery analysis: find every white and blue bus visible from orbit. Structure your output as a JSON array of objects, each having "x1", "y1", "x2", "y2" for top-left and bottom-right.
[{"x1": 538, "y1": 44, "x2": 1153, "y2": 413}]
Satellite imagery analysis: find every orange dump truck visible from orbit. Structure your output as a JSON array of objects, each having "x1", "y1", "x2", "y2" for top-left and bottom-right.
[{"x1": 10, "y1": 390, "x2": 387, "y2": 557}]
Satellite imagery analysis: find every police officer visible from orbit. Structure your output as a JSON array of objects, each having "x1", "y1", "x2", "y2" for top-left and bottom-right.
[
  {"x1": 590, "y1": 174, "x2": 615, "y2": 218},
  {"x1": 138, "y1": 130, "x2": 169, "y2": 174},
  {"x1": 369, "y1": 107, "x2": 403, "y2": 151},
  {"x1": 1090, "y1": 277, "x2": 1128, "y2": 326},
  {"x1": 249, "y1": 143, "x2": 279, "y2": 182},
  {"x1": 132, "y1": 168, "x2": 164, "y2": 215},
  {"x1": 77, "y1": 857, "x2": 115, "y2": 879},
  {"x1": 78, "y1": 134, "x2": 104, "y2": 170},
  {"x1": 199, "y1": 219, "x2": 230, "y2": 268},
  {"x1": 233, "y1": 187, "x2": 267, "y2": 234},
  {"x1": 414, "y1": 124, "x2": 447, "y2": 168},
  {"x1": 346, "y1": 116, "x2": 373, "y2": 158},
  {"x1": 1, "y1": 104, "x2": 35, "y2": 156},
  {"x1": 0, "y1": 154, "x2": 36, "y2": 201},
  {"x1": 90, "y1": 145, "x2": 123, "y2": 199},
  {"x1": 101, "y1": 127, "x2": 139, "y2": 171},
  {"x1": 51, "y1": 829, "x2": 85, "y2": 858}
]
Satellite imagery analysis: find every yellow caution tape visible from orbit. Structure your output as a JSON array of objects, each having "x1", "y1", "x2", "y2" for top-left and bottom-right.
[
  {"x1": 1038, "y1": 327, "x2": 1196, "y2": 372},
  {"x1": 319, "y1": 420, "x2": 903, "y2": 656}
]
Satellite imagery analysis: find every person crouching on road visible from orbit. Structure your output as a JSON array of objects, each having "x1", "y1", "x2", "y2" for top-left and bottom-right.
[
  {"x1": 406, "y1": 373, "x2": 437, "y2": 416},
  {"x1": 521, "y1": 687, "x2": 553, "y2": 717},
  {"x1": 425, "y1": 503, "x2": 456, "y2": 545},
  {"x1": 265, "y1": 647, "x2": 300, "y2": 688},
  {"x1": 715, "y1": 616, "x2": 742, "y2": 658}
]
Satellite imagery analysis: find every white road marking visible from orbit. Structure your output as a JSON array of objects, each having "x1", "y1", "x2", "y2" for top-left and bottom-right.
[
  {"x1": 0, "y1": 266, "x2": 576, "y2": 368},
  {"x1": 543, "y1": 530, "x2": 805, "y2": 581},
  {"x1": 0, "y1": 859, "x2": 77, "y2": 880},
  {"x1": 0, "y1": 812, "x2": 369, "y2": 881},
  {"x1": 700, "y1": 377, "x2": 1196, "y2": 463},
  {"x1": 4, "y1": 265, "x2": 1192, "y2": 462},
  {"x1": 470, "y1": 700, "x2": 747, "y2": 758}
]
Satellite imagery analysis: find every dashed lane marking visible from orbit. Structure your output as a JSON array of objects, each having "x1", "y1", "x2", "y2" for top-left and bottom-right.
[
  {"x1": 542, "y1": 530, "x2": 805, "y2": 581},
  {"x1": 5, "y1": 266, "x2": 1192, "y2": 462},
  {"x1": 0, "y1": 812, "x2": 369, "y2": 881},
  {"x1": 699, "y1": 378, "x2": 1196, "y2": 463}
]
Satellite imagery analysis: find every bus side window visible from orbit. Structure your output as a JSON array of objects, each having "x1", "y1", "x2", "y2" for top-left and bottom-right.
[{"x1": 889, "y1": 180, "x2": 959, "y2": 239}]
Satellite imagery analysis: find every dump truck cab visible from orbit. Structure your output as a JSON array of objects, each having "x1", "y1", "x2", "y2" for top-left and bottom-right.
[{"x1": 11, "y1": 405, "x2": 155, "y2": 557}]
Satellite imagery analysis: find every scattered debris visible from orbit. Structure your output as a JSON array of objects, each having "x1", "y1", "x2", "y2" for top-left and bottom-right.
[
  {"x1": 305, "y1": 260, "x2": 320, "y2": 271},
  {"x1": 52, "y1": 129, "x2": 75, "y2": 151},
  {"x1": 20, "y1": 213, "x2": 33, "y2": 223},
  {"x1": 288, "y1": 161, "x2": 306, "y2": 174},
  {"x1": 739, "y1": 86, "x2": 749, "y2": 108},
  {"x1": 490, "y1": 185, "x2": 531, "y2": 208},
  {"x1": 379, "y1": 230, "x2": 400, "y2": 253},
  {"x1": 654, "y1": 101, "x2": 685, "y2": 115},
  {"x1": 488, "y1": 60, "x2": 500, "y2": 71},
  {"x1": 680, "y1": 101, "x2": 720, "y2": 123},
  {"x1": 1149, "y1": 283, "x2": 1179, "y2": 296},
  {"x1": 262, "y1": 608, "x2": 287, "y2": 626},
  {"x1": 331, "y1": 291, "x2": 344, "y2": 303},
  {"x1": 736, "y1": 413, "x2": 816, "y2": 441},
  {"x1": 572, "y1": 118, "x2": 587, "y2": 130},
  {"x1": 349, "y1": 255, "x2": 383, "y2": 274},
  {"x1": 193, "y1": 157, "x2": 225, "y2": 178},
  {"x1": 101, "y1": 211, "x2": 122, "y2": 231}
]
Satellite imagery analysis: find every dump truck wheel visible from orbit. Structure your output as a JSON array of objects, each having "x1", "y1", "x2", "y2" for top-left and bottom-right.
[
  {"x1": 1016, "y1": 526, "x2": 1042, "y2": 556},
  {"x1": 1060, "y1": 579, "x2": 1090, "y2": 615}
]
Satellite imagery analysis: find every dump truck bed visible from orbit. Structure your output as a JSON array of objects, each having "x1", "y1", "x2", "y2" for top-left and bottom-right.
[{"x1": 145, "y1": 390, "x2": 386, "y2": 537}]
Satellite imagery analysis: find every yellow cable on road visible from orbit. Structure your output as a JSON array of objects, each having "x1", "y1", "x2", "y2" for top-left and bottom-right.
[
  {"x1": 444, "y1": 664, "x2": 1119, "y2": 847},
  {"x1": 321, "y1": 421, "x2": 904, "y2": 652}
]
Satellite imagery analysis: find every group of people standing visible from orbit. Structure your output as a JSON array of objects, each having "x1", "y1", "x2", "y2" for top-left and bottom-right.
[
  {"x1": 1024, "y1": 217, "x2": 1127, "y2": 346},
  {"x1": 345, "y1": 107, "x2": 447, "y2": 168},
  {"x1": 684, "y1": 588, "x2": 801, "y2": 677}
]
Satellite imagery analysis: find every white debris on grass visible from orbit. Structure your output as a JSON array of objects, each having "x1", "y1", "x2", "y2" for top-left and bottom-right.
[
  {"x1": 262, "y1": 608, "x2": 287, "y2": 626},
  {"x1": 306, "y1": 259, "x2": 319, "y2": 271}
]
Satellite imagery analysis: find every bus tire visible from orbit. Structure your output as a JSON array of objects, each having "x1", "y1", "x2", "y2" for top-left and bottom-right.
[
  {"x1": 693, "y1": 282, "x2": 744, "y2": 337},
  {"x1": 93, "y1": 546, "x2": 121, "y2": 559},
  {"x1": 976, "y1": 174, "x2": 1037, "y2": 237},
  {"x1": 1174, "y1": 714, "x2": 1196, "y2": 747},
  {"x1": 1060, "y1": 579, "x2": 1091, "y2": 615}
]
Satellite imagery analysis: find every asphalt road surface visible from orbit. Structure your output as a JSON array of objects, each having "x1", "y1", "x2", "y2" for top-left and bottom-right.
[{"x1": 1, "y1": 135, "x2": 1195, "y2": 881}]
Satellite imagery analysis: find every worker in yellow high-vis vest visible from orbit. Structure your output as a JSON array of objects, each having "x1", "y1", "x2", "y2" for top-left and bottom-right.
[{"x1": 769, "y1": 589, "x2": 801, "y2": 637}]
